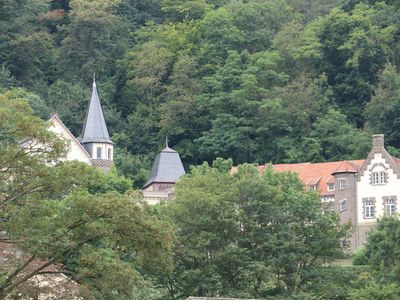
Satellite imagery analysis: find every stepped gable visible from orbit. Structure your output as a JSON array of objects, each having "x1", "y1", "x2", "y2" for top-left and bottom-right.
[
  {"x1": 143, "y1": 144, "x2": 186, "y2": 189},
  {"x1": 80, "y1": 78, "x2": 112, "y2": 144},
  {"x1": 358, "y1": 134, "x2": 400, "y2": 180}
]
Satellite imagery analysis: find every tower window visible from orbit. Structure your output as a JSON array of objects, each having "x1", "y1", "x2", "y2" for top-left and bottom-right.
[
  {"x1": 338, "y1": 179, "x2": 345, "y2": 189},
  {"x1": 339, "y1": 199, "x2": 346, "y2": 212},
  {"x1": 96, "y1": 147, "x2": 102, "y2": 159},
  {"x1": 108, "y1": 148, "x2": 112, "y2": 160}
]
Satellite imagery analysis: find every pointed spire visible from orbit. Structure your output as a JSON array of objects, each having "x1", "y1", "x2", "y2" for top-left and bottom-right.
[
  {"x1": 165, "y1": 136, "x2": 169, "y2": 148},
  {"x1": 81, "y1": 78, "x2": 112, "y2": 144},
  {"x1": 93, "y1": 73, "x2": 96, "y2": 87}
]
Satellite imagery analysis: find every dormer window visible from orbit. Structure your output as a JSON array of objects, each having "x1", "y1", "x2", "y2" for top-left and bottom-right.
[
  {"x1": 308, "y1": 185, "x2": 317, "y2": 192},
  {"x1": 327, "y1": 183, "x2": 335, "y2": 191}
]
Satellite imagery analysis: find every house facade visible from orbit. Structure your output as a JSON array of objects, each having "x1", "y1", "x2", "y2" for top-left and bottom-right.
[
  {"x1": 241, "y1": 135, "x2": 400, "y2": 250},
  {"x1": 47, "y1": 78, "x2": 114, "y2": 171}
]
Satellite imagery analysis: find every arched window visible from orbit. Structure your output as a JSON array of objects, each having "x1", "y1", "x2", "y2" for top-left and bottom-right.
[{"x1": 370, "y1": 164, "x2": 388, "y2": 185}]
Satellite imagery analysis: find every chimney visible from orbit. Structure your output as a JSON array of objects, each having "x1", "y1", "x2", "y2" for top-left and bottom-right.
[{"x1": 372, "y1": 134, "x2": 384, "y2": 149}]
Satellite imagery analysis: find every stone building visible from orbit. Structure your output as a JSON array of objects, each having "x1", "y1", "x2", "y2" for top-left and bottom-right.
[
  {"x1": 232, "y1": 135, "x2": 400, "y2": 250},
  {"x1": 142, "y1": 140, "x2": 186, "y2": 204}
]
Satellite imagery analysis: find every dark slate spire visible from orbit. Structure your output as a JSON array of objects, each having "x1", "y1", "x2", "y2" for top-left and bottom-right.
[
  {"x1": 81, "y1": 76, "x2": 112, "y2": 144},
  {"x1": 143, "y1": 144, "x2": 186, "y2": 188}
]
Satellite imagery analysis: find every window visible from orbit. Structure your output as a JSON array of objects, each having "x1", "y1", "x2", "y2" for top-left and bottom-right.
[
  {"x1": 327, "y1": 183, "x2": 335, "y2": 191},
  {"x1": 339, "y1": 179, "x2": 345, "y2": 189},
  {"x1": 308, "y1": 185, "x2": 317, "y2": 192},
  {"x1": 339, "y1": 199, "x2": 346, "y2": 212},
  {"x1": 383, "y1": 196, "x2": 397, "y2": 215},
  {"x1": 96, "y1": 147, "x2": 102, "y2": 159},
  {"x1": 108, "y1": 148, "x2": 112, "y2": 160},
  {"x1": 363, "y1": 198, "x2": 376, "y2": 219},
  {"x1": 372, "y1": 171, "x2": 386, "y2": 185}
]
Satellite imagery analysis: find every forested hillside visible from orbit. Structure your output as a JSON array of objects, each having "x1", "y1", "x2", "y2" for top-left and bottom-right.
[{"x1": 1, "y1": 0, "x2": 400, "y2": 186}]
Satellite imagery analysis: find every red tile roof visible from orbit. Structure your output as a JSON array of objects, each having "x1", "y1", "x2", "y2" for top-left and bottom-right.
[
  {"x1": 271, "y1": 160, "x2": 365, "y2": 195},
  {"x1": 332, "y1": 161, "x2": 359, "y2": 174},
  {"x1": 231, "y1": 160, "x2": 365, "y2": 196}
]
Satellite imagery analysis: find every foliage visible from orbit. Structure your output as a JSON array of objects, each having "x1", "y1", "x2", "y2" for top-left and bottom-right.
[
  {"x1": 365, "y1": 216, "x2": 400, "y2": 283},
  {"x1": 5, "y1": 0, "x2": 400, "y2": 298},
  {"x1": 350, "y1": 282, "x2": 400, "y2": 300},
  {"x1": 1, "y1": 0, "x2": 399, "y2": 170},
  {"x1": 0, "y1": 92, "x2": 173, "y2": 299},
  {"x1": 352, "y1": 246, "x2": 368, "y2": 266},
  {"x1": 161, "y1": 160, "x2": 349, "y2": 299}
]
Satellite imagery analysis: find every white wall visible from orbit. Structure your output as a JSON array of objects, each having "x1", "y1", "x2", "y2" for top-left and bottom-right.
[
  {"x1": 91, "y1": 142, "x2": 113, "y2": 161},
  {"x1": 49, "y1": 119, "x2": 92, "y2": 165},
  {"x1": 357, "y1": 153, "x2": 400, "y2": 224}
]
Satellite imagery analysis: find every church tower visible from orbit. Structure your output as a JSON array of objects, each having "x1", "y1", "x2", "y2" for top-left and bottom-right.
[{"x1": 80, "y1": 77, "x2": 114, "y2": 171}]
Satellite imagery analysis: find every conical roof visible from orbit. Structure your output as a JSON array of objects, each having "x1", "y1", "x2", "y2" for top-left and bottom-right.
[
  {"x1": 331, "y1": 161, "x2": 358, "y2": 174},
  {"x1": 81, "y1": 79, "x2": 112, "y2": 144},
  {"x1": 143, "y1": 143, "x2": 186, "y2": 188}
]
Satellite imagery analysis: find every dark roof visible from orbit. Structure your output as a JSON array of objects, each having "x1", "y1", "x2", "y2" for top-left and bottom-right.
[
  {"x1": 81, "y1": 79, "x2": 112, "y2": 144},
  {"x1": 143, "y1": 146, "x2": 186, "y2": 188}
]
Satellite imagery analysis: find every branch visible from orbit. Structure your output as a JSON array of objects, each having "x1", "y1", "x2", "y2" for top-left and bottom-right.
[
  {"x1": 0, "y1": 255, "x2": 35, "y2": 292},
  {"x1": 36, "y1": 271, "x2": 73, "y2": 276},
  {"x1": 6, "y1": 185, "x2": 46, "y2": 203}
]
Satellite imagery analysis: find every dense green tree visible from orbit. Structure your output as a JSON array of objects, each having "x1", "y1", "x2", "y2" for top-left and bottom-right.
[
  {"x1": 350, "y1": 282, "x2": 400, "y2": 300},
  {"x1": 0, "y1": 91, "x2": 172, "y2": 299},
  {"x1": 0, "y1": 66, "x2": 16, "y2": 89},
  {"x1": 57, "y1": 0, "x2": 130, "y2": 81},
  {"x1": 116, "y1": 0, "x2": 163, "y2": 30},
  {"x1": 310, "y1": 108, "x2": 370, "y2": 161},
  {"x1": 305, "y1": 4, "x2": 396, "y2": 125},
  {"x1": 229, "y1": 0, "x2": 296, "y2": 53},
  {"x1": 365, "y1": 216, "x2": 400, "y2": 283},
  {"x1": 47, "y1": 80, "x2": 89, "y2": 136},
  {"x1": 161, "y1": 0, "x2": 212, "y2": 22},
  {"x1": 162, "y1": 160, "x2": 349, "y2": 299},
  {"x1": 365, "y1": 64, "x2": 400, "y2": 147},
  {"x1": 194, "y1": 8, "x2": 245, "y2": 71}
]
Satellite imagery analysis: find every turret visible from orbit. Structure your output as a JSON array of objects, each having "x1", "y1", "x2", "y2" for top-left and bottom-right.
[
  {"x1": 142, "y1": 138, "x2": 185, "y2": 203},
  {"x1": 80, "y1": 77, "x2": 114, "y2": 171}
]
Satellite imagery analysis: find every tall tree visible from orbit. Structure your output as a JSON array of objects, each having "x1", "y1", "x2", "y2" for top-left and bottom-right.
[
  {"x1": 57, "y1": 0, "x2": 130, "y2": 81},
  {"x1": 0, "y1": 92, "x2": 173, "y2": 299},
  {"x1": 162, "y1": 160, "x2": 349, "y2": 299}
]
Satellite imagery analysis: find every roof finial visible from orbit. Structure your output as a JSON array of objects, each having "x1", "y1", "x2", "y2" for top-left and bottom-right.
[
  {"x1": 93, "y1": 73, "x2": 96, "y2": 87},
  {"x1": 165, "y1": 136, "x2": 169, "y2": 148}
]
